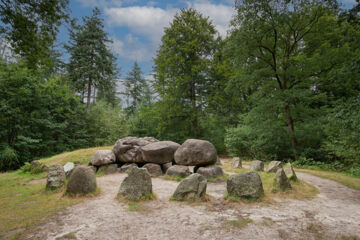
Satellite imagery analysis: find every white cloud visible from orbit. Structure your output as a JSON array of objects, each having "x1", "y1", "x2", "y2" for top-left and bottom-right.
[
  {"x1": 109, "y1": 34, "x2": 153, "y2": 61},
  {"x1": 75, "y1": 0, "x2": 137, "y2": 8}
]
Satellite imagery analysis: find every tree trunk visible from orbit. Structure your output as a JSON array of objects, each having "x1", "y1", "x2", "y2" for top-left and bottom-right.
[
  {"x1": 87, "y1": 80, "x2": 92, "y2": 109},
  {"x1": 285, "y1": 103, "x2": 297, "y2": 160}
]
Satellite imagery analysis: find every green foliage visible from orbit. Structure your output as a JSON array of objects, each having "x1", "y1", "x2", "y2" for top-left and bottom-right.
[
  {"x1": 19, "y1": 162, "x2": 31, "y2": 173},
  {"x1": 0, "y1": 144, "x2": 19, "y2": 171}
]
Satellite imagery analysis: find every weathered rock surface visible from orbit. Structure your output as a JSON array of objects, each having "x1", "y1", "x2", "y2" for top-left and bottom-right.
[
  {"x1": 118, "y1": 167, "x2": 152, "y2": 200},
  {"x1": 66, "y1": 166, "x2": 97, "y2": 195},
  {"x1": 250, "y1": 160, "x2": 264, "y2": 171},
  {"x1": 232, "y1": 157, "x2": 242, "y2": 168},
  {"x1": 46, "y1": 164, "x2": 65, "y2": 190},
  {"x1": 195, "y1": 165, "x2": 224, "y2": 179},
  {"x1": 273, "y1": 168, "x2": 292, "y2": 191},
  {"x1": 174, "y1": 139, "x2": 217, "y2": 166},
  {"x1": 141, "y1": 141, "x2": 180, "y2": 164},
  {"x1": 98, "y1": 164, "x2": 118, "y2": 175},
  {"x1": 161, "y1": 162, "x2": 172, "y2": 174},
  {"x1": 143, "y1": 163, "x2": 163, "y2": 177},
  {"x1": 113, "y1": 137, "x2": 158, "y2": 163},
  {"x1": 227, "y1": 172, "x2": 264, "y2": 198},
  {"x1": 30, "y1": 160, "x2": 48, "y2": 174},
  {"x1": 119, "y1": 163, "x2": 138, "y2": 173},
  {"x1": 166, "y1": 165, "x2": 191, "y2": 178},
  {"x1": 64, "y1": 162, "x2": 75, "y2": 178},
  {"x1": 266, "y1": 161, "x2": 282, "y2": 173},
  {"x1": 216, "y1": 157, "x2": 222, "y2": 165},
  {"x1": 172, "y1": 173, "x2": 207, "y2": 201},
  {"x1": 283, "y1": 162, "x2": 297, "y2": 180},
  {"x1": 90, "y1": 150, "x2": 116, "y2": 166}
]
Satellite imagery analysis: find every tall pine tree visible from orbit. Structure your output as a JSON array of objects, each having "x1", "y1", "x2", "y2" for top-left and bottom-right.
[{"x1": 66, "y1": 8, "x2": 117, "y2": 108}]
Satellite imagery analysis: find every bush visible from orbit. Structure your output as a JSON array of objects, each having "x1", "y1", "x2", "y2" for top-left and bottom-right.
[{"x1": 0, "y1": 145, "x2": 20, "y2": 171}]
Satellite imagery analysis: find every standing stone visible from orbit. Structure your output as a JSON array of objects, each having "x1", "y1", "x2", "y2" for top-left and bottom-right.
[
  {"x1": 118, "y1": 167, "x2": 152, "y2": 200},
  {"x1": 90, "y1": 150, "x2": 116, "y2": 166},
  {"x1": 141, "y1": 141, "x2": 180, "y2": 164},
  {"x1": 66, "y1": 166, "x2": 97, "y2": 195},
  {"x1": 161, "y1": 162, "x2": 172, "y2": 174},
  {"x1": 195, "y1": 165, "x2": 224, "y2": 179},
  {"x1": 172, "y1": 173, "x2": 207, "y2": 201},
  {"x1": 231, "y1": 157, "x2": 242, "y2": 168},
  {"x1": 227, "y1": 172, "x2": 264, "y2": 199},
  {"x1": 283, "y1": 163, "x2": 297, "y2": 180},
  {"x1": 266, "y1": 161, "x2": 282, "y2": 173},
  {"x1": 143, "y1": 163, "x2": 163, "y2": 177},
  {"x1": 273, "y1": 168, "x2": 292, "y2": 191},
  {"x1": 250, "y1": 160, "x2": 264, "y2": 171},
  {"x1": 46, "y1": 164, "x2": 66, "y2": 190},
  {"x1": 174, "y1": 139, "x2": 217, "y2": 166},
  {"x1": 64, "y1": 162, "x2": 75, "y2": 178},
  {"x1": 166, "y1": 165, "x2": 191, "y2": 178}
]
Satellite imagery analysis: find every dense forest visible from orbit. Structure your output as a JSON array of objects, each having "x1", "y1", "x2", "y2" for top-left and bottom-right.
[{"x1": 0, "y1": 0, "x2": 359, "y2": 175}]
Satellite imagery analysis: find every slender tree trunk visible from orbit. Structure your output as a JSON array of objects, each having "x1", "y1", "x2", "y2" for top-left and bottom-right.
[
  {"x1": 93, "y1": 86, "x2": 96, "y2": 105},
  {"x1": 190, "y1": 78, "x2": 198, "y2": 139},
  {"x1": 87, "y1": 80, "x2": 92, "y2": 109},
  {"x1": 284, "y1": 103, "x2": 297, "y2": 160}
]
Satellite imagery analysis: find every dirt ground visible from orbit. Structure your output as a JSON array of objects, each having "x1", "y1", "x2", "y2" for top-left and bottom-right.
[{"x1": 27, "y1": 166, "x2": 360, "y2": 240}]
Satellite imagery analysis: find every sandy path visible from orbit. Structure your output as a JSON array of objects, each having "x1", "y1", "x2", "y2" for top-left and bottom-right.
[{"x1": 28, "y1": 170, "x2": 360, "y2": 240}]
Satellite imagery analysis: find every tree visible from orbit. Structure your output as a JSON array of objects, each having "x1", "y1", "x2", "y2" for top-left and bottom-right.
[
  {"x1": 154, "y1": 8, "x2": 218, "y2": 138},
  {"x1": 228, "y1": 0, "x2": 348, "y2": 160},
  {"x1": 66, "y1": 8, "x2": 118, "y2": 109},
  {"x1": 123, "y1": 61, "x2": 147, "y2": 115},
  {"x1": 0, "y1": 0, "x2": 69, "y2": 69}
]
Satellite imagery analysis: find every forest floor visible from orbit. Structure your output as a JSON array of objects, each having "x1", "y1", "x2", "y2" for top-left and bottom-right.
[{"x1": 24, "y1": 161, "x2": 360, "y2": 240}]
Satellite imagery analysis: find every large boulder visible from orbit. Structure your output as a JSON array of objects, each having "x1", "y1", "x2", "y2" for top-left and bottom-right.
[
  {"x1": 227, "y1": 172, "x2": 264, "y2": 199},
  {"x1": 98, "y1": 164, "x2": 118, "y2": 175},
  {"x1": 166, "y1": 165, "x2": 191, "y2": 178},
  {"x1": 141, "y1": 141, "x2": 180, "y2": 164},
  {"x1": 266, "y1": 161, "x2": 282, "y2": 173},
  {"x1": 117, "y1": 167, "x2": 152, "y2": 200},
  {"x1": 64, "y1": 162, "x2": 75, "y2": 178},
  {"x1": 273, "y1": 168, "x2": 291, "y2": 191},
  {"x1": 113, "y1": 137, "x2": 158, "y2": 163},
  {"x1": 232, "y1": 157, "x2": 242, "y2": 169},
  {"x1": 174, "y1": 139, "x2": 217, "y2": 166},
  {"x1": 90, "y1": 150, "x2": 116, "y2": 166},
  {"x1": 172, "y1": 173, "x2": 207, "y2": 201},
  {"x1": 283, "y1": 163, "x2": 297, "y2": 181},
  {"x1": 30, "y1": 160, "x2": 48, "y2": 174},
  {"x1": 195, "y1": 165, "x2": 224, "y2": 179},
  {"x1": 161, "y1": 162, "x2": 172, "y2": 174},
  {"x1": 46, "y1": 164, "x2": 65, "y2": 190},
  {"x1": 250, "y1": 160, "x2": 264, "y2": 171},
  {"x1": 66, "y1": 166, "x2": 97, "y2": 195},
  {"x1": 143, "y1": 163, "x2": 163, "y2": 177}
]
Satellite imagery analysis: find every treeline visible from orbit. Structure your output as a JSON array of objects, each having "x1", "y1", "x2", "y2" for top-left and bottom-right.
[{"x1": 0, "y1": 0, "x2": 359, "y2": 175}]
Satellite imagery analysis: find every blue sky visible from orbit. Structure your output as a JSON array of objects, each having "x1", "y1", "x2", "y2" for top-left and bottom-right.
[{"x1": 59, "y1": 0, "x2": 358, "y2": 78}]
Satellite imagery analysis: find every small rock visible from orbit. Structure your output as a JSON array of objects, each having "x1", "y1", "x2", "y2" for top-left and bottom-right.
[
  {"x1": 283, "y1": 163, "x2": 297, "y2": 180},
  {"x1": 266, "y1": 161, "x2": 282, "y2": 173},
  {"x1": 143, "y1": 163, "x2": 163, "y2": 177},
  {"x1": 250, "y1": 160, "x2": 264, "y2": 171},
  {"x1": 46, "y1": 164, "x2": 65, "y2": 190},
  {"x1": 227, "y1": 172, "x2": 264, "y2": 199},
  {"x1": 232, "y1": 157, "x2": 242, "y2": 168},
  {"x1": 64, "y1": 162, "x2": 75, "y2": 178},
  {"x1": 172, "y1": 173, "x2": 207, "y2": 201},
  {"x1": 174, "y1": 139, "x2": 217, "y2": 166},
  {"x1": 66, "y1": 166, "x2": 97, "y2": 195},
  {"x1": 161, "y1": 162, "x2": 172, "y2": 173},
  {"x1": 195, "y1": 165, "x2": 224, "y2": 179},
  {"x1": 119, "y1": 163, "x2": 138, "y2": 173},
  {"x1": 273, "y1": 168, "x2": 291, "y2": 191},
  {"x1": 118, "y1": 167, "x2": 152, "y2": 200},
  {"x1": 30, "y1": 160, "x2": 48, "y2": 174},
  {"x1": 90, "y1": 150, "x2": 116, "y2": 167},
  {"x1": 166, "y1": 165, "x2": 191, "y2": 177}
]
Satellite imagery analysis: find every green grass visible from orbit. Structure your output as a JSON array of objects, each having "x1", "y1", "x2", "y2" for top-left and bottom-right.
[
  {"x1": 56, "y1": 232, "x2": 77, "y2": 239},
  {"x1": 223, "y1": 218, "x2": 253, "y2": 228},
  {"x1": 295, "y1": 168, "x2": 360, "y2": 190},
  {"x1": 0, "y1": 146, "x2": 113, "y2": 240},
  {"x1": 162, "y1": 174, "x2": 187, "y2": 182}
]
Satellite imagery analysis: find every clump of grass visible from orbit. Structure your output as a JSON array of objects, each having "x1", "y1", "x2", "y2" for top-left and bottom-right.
[
  {"x1": 162, "y1": 175, "x2": 186, "y2": 182},
  {"x1": 223, "y1": 218, "x2": 253, "y2": 229},
  {"x1": 127, "y1": 202, "x2": 143, "y2": 212},
  {"x1": 341, "y1": 235, "x2": 359, "y2": 240},
  {"x1": 56, "y1": 232, "x2": 77, "y2": 239},
  {"x1": 116, "y1": 192, "x2": 157, "y2": 202},
  {"x1": 261, "y1": 217, "x2": 275, "y2": 227}
]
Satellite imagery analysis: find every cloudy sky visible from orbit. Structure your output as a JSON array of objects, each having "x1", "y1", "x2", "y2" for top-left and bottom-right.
[{"x1": 62, "y1": 0, "x2": 358, "y2": 76}]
